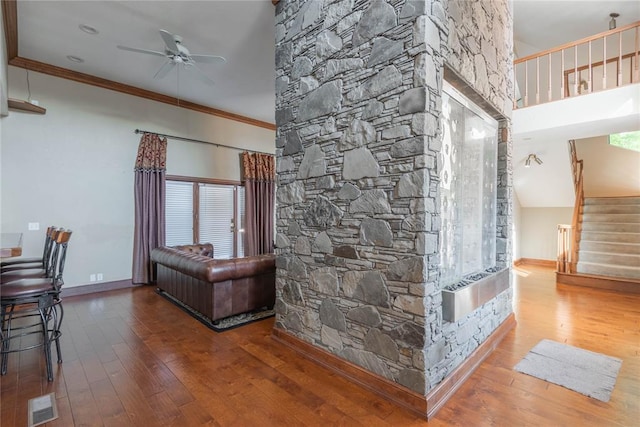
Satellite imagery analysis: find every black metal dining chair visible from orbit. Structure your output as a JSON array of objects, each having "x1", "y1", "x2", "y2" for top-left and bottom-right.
[
  {"x1": 0, "y1": 229, "x2": 62, "y2": 282},
  {"x1": 0, "y1": 229, "x2": 72, "y2": 381},
  {"x1": 0, "y1": 226, "x2": 57, "y2": 270}
]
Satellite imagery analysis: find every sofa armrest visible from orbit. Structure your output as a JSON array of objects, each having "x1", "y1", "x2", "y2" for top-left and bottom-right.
[{"x1": 151, "y1": 247, "x2": 213, "y2": 281}]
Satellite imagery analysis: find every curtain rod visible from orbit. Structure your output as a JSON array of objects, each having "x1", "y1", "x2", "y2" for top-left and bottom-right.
[{"x1": 134, "y1": 129, "x2": 273, "y2": 155}]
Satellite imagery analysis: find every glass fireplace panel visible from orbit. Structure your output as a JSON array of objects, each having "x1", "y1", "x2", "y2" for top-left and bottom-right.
[{"x1": 440, "y1": 82, "x2": 498, "y2": 286}]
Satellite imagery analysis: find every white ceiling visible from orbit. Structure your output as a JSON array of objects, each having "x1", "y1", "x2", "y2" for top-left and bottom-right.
[
  {"x1": 512, "y1": 1, "x2": 640, "y2": 207},
  {"x1": 16, "y1": 1, "x2": 276, "y2": 124},
  {"x1": 13, "y1": 1, "x2": 639, "y2": 127},
  {"x1": 513, "y1": 0, "x2": 640, "y2": 57}
]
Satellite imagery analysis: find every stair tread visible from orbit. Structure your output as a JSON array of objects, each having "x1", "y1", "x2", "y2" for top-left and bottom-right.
[
  {"x1": 580, "y1": 250, "x2": 640, "y2": 256},
  {"x1": 582, "y1": 220, "x2": 640, "y2": 222},
  {"x1": 581, "y1": 220, "x2": 640, "y2": 223},
  {"x1": 580, "y1": 241, "x2": 640, "y2": 245},
  {"x1": 581, "y1": 231, "x2": 640, "y2": 235},
  {"x1": 584, "y1": 197, "x2": 640, "y2": 205},
  {"x1": 583, "y1": 206, "x2": 640, "y2": 208},
  {"x1": 577, "y1": 261, "x2": 640, "y2": 270},
  {"x1": 577, "y1": 199, "x2": 640, "y2": 276}
]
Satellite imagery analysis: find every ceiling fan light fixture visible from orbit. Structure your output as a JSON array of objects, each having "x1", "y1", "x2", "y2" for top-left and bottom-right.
[
  {"x1": 117, "y1": 30, "x2": 225, "y2": 87},
  {"x1": 609, "y1": 13, "x2": 619, "y2": 30},
  {"x1": 78, "y1": 24, "x2": 99, "y2": 35},
  {"x1": 66, "y1": 55, "x2": 85, "y2": 63}
]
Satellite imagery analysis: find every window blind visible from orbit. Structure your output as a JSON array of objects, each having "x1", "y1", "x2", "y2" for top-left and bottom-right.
[
  {"x1": 199, "y1": 184, "x2": 235, "y2": 258},
  {"x1": 237, "y1": 186, "x2": 245, "y2": 258},
  {"x1": 165, "y1": 181, "x2": 193, "y2": 246}
]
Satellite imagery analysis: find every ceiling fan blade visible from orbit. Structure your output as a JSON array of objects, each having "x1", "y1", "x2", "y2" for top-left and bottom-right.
[
  {"x1": 185, "y1": 63, "x2": 215, "y2": 86},
  {"x1": 159, "y1": 30, "x2": 179, "y2": 53},
  {"x1": 117, "y1": 45, "x2": 166, "y2": 57},
  {"x1": 190, "y1": 54, "x2": 227, "y2": 65},
  {"x1": 153, "y1": 61, "x2": 175, "y2": 79}
]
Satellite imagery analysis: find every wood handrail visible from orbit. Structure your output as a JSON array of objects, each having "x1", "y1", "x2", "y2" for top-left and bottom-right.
[
  {"x1": 563, "y1": 51, "x2": 640, "y2": 77},
  {"x1": 567, "y1": 140, "x2": 584, "y2": 273},
  {"x1": 514, "y1": 21, "x2": 639, "y2": 109},
  {"x1": 569, "y1": 175, "x2": 584, "y2": 273},
  {"x1": 515, "y1": 20, "x2": 640, "y2": 64},
  {"x1": 562, "y1": 51, "x2": 639, "y2": 98}
]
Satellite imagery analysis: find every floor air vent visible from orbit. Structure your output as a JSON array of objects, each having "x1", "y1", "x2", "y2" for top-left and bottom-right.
[{"x1": 28, "y1": 393, "x2": 58, "y2": 427}]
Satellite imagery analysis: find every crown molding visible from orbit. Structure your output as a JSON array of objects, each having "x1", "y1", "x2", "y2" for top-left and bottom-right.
[
  {"x1": 2, "y1": 3, "x2": 275, "y2": 131},
  {"x1": 9, "y1": 57, "x2": 275, "y2": 130},
  {"x1": 2, "y1": 0, "x2": 18, "y2": 60}
]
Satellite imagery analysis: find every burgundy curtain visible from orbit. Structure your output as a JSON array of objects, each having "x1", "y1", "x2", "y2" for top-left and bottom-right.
[
  {"x1": 242, "y1": 152, "x2": 275, "y2": 256},
  {"x1": 132, "y1": 133, "x2": 167, "y2": 284}
]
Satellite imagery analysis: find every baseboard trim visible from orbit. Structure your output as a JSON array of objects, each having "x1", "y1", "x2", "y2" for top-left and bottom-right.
[
  {"x1": 63, "y1": 279, "x2": 137, "y2": 297},
  {"x1": 556, "y1": 272, "x2": 640, "y2": 294},
  {"x1": 272, "y1": 313, "x2": 516, "y2": 419},
  {"x1": 425, "y1": 313, "x2": 516, "y2": 418},
  {"x1": 514, "y1": 258, "x2": 555, "y2": 268},
  {"x1": 272, "y1": 327, "x2": 428, "y2": 417}
]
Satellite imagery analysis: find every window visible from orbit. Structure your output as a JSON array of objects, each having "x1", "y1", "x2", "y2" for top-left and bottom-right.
[
  {"x1": 609, "y1": 130, "x2": 640, "y2": 152},
  {"x1": 440, "y1": 82, "x2": 499, "y2": 286},
  {"x1": 165, "y1": 177, "x2": 245, "y2": 258}
]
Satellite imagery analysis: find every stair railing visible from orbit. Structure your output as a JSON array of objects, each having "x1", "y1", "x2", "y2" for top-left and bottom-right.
[
  {"x1": 514, "y1": 21, "x2": 640, "y2": 109},
  {"x1": 569, "y1": 139, "x2": 583, "y2": 191},
  {"x1": 560, "y1": 140, "x2": 584, "y2": 273},
  {"x1": 557, "y1": 224, "x2": 572, "y2": 273}
]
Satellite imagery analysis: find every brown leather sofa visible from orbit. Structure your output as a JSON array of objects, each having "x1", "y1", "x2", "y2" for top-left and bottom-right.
[{"x1": 150, "y1": 244, "x2": 275, "y2": 325}]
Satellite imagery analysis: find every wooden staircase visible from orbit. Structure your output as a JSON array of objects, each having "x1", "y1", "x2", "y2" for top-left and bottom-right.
[
  {"x1": 577, "y1": 197, "x2": 640, "y2": 281},
  {"x1": 556, "y1": 141, "x2": 640, "y2": 293}
]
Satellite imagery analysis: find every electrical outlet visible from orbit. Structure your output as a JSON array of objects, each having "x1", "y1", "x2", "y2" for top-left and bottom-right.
[
  {"x1": 90, "y1": 274, "x2": 96, "y2": 282},
  {"x1": 28, "y1": 222, "x2": 40, "y2": 231},
  {"x1": 97, "y1": 273, "x2": 103, "y2": 281}
]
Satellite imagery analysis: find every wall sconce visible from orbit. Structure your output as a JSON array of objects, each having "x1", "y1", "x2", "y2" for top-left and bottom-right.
[
  {"x1": 525, "y1": 154, "x2": 543, "y2": 167},
  {"x1": 609, "y1": 13, "x2": 619, "y2": 30}
]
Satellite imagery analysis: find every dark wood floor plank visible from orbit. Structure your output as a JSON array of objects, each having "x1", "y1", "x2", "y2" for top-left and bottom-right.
[
  {"x1": 164, "y1": 358, "x2": 244, "y2": 425},
  {"x1": 178, "y1": 400, "x2": 220, "y2": 427},
  {"x1": 47, "y1": 395, "x2": 74, "y2": 427},
  {"x1": 102, "y1": 358, "x2": 164, "y2": 426},
  {"x1": 79, "y1": 353, "x2": 108, "y2": 384},
  {"x1": 146, "y1": 390, "x2": 184, "y2": 425},
  {"x1": 88, "y1": 377, "x2": 127, "y2": 420},
  {"x1": 111, "y1": 342, "x2": 166, "y2": 397},
  {"x1": 1, "y1": 266, "x2": 638, "y2": 425}
]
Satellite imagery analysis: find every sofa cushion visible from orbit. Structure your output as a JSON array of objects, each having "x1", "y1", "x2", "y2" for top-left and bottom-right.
[{"x1": 172, "y1": 243, "x2": 214, "y2": 258}]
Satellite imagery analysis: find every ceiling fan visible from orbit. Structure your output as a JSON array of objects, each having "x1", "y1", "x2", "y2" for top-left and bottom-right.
[{"x1": 117, "y1": 30, "x2": 226, "y2": 85}]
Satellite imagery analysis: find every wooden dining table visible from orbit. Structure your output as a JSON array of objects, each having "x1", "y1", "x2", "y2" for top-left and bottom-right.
[{"x1": 0, "y1": 233, "x2": 23, "y2": 258}]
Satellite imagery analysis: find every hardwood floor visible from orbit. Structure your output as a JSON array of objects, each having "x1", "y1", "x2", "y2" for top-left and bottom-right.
[{"x1": 1, "y1": 266, "x2": 638, "y2": 426}]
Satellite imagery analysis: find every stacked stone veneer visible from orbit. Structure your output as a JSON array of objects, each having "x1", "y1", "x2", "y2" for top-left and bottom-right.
[{"x1": 274, "y1": 0, "x2": 514, "y2": 395}]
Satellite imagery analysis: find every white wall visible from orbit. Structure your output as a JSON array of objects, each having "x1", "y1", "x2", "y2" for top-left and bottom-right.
[
  {"x1": 512, "y1": 191, "x2": 522, "y2": 261},
  {"x1": 519, "y1": 207, "x2": 573, "y2": 261},
  {"x1": 513, "y1": 84, "x2": 640, "y2": 138},
  {"x1": 1, "y1": 66, "x2": 274, "y2": 289},
  {"x1": 577, "y1": 135, "x2": 640, "y2": 197},
  {"x1": 512, "y1": 84, "x2": 639, "y2": 208},
  {"x1": 513, "y1": 136, "x2": 575, "y2": 208}
]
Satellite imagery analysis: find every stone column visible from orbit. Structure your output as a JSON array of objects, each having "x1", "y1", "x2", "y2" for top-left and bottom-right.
[{"x1": 274, "y1": 0, "x2": 513, "y2": 396}]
